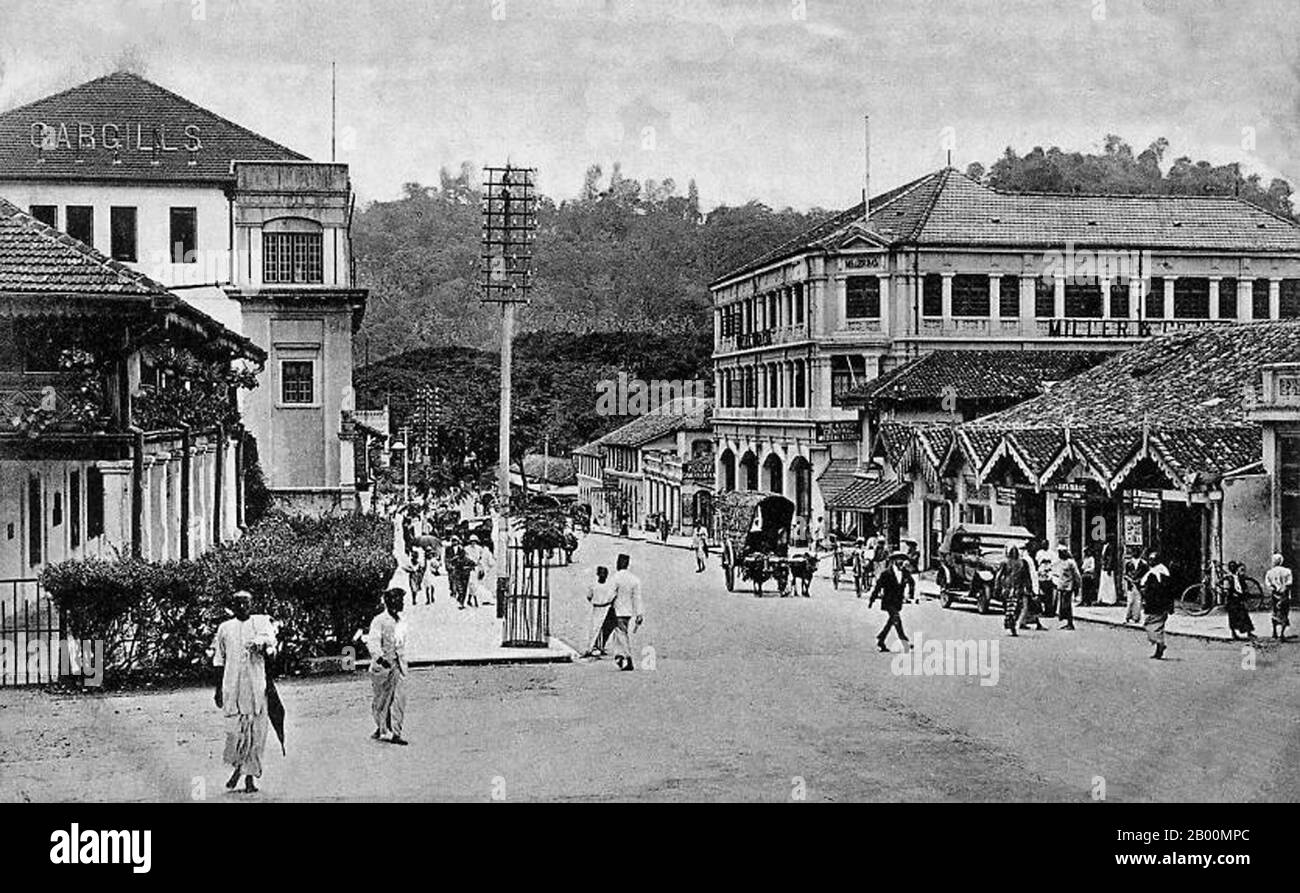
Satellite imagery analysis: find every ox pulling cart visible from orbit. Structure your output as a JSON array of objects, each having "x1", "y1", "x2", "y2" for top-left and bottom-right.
[{"x1": 717, "y1": 492, "x2": 818, "y2": 597}]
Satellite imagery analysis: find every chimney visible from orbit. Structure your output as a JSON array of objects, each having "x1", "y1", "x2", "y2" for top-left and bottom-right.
[{"x1": 862, "y1": 114, "x2": 871, "y2": 226}]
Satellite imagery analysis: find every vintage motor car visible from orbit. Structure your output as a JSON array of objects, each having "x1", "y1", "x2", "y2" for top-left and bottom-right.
[{"x1": 935, "y1": 523, "x2": 1035, "y2": 613}]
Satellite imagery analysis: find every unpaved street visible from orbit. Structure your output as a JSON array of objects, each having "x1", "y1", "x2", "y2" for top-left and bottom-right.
[{"x1": 2, "y1": 533, "x2": 1298, "y2": 802}]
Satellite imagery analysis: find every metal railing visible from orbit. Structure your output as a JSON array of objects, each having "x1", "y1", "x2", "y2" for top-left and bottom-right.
[{"x1": 0, "y1": 578, "x2": 62, "y2": 686}]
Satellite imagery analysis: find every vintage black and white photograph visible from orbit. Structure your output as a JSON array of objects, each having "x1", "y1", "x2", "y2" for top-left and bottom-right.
[{"x1": 0, "y1": 0, "x2": 1296, "y2": 865}]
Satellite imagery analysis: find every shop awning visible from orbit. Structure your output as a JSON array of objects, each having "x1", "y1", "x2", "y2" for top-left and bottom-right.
[{"x1": 825, "y1": 477, "x2": 909, "y2": 511}]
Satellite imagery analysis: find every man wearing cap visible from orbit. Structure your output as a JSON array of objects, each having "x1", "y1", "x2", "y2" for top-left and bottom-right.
[
  {"x1": 212, "y1": 590, "x2": 278, "y2": 793},
  {"x1": 609, "y1": 553, "x2": 645, "y2": 671},
  {"x1": 869, "y1": 551, "x2": 915, "y2": 651}
]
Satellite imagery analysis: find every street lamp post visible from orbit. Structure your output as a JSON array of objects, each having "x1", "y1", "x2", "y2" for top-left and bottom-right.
[{"x1": 391, "y1": 440, "x2": 409, "y2": 504}]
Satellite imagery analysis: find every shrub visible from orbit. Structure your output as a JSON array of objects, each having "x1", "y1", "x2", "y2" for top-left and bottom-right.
[{"x1": 41, "y1": 512, "x2": 396, "y2": 685}]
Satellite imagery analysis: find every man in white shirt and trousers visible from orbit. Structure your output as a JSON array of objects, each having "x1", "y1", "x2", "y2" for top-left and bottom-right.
[{"x1": 610, "y1": 553, "x2": 645, "y2": 671}]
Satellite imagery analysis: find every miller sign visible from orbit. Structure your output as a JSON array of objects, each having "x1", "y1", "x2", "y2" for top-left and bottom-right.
[{"x1": 30, "y1": 121, "x2": 203, "y2": 153}]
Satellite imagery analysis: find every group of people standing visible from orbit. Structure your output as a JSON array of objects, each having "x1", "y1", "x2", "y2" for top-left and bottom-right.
[
  {"x1": 393, "y1": 506, "x2": 496, "y2": 610},
  {"x1": 992, "y1": 539, "x2": 1084, "y2": 638}
]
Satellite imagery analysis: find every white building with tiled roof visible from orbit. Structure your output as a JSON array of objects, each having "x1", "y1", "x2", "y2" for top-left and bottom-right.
[
  {"x1": 710, "y1": 165, "x2": 1300, "y2": 546},
  {"x1": 573, "y1": 398, "x2": 714, "y2": 535},
  {"x1": 0, "y1": 71, "x2": 367, "y2": 513}
]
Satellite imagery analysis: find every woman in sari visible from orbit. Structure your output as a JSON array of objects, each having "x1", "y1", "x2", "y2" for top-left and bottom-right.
[{"x1": 996, "y1": 545, "x2": 1032, "y2": 637}]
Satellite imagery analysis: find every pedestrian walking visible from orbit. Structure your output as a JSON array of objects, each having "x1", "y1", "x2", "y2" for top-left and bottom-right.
[
  {"x1": 869, "y1": 551, "x2": 914, "y2": 651},
  {"x1": 1224, "y1": 561, "x2": 1257, "y2": 640},
  {"x1": 1052, "y1": 545, "x2": 1081, "y2": 630},
  {"x1": 1124, "y1": 550, "x2": 1148, "y2": 624},
  {"x1": 1080, "y1": 546, "x2": 1098, "y2": 606},
  {"x1": 366, "y1": 589, "x2": 409, "y2": 745},
  {"x1": 1140, "y1": 552, "x2": 1173, "y2": 660},
  {"x1": 994, "y1": 545, "x2": 1032, "y2": 637},
  {"x1": 1097, "y1": 543, "x2": 1118, "y2": 606},
  {"x1": 1034, "y1": 539, "x2": 1057, "y2": 618},
  {"x1": 812, "y1": 516, "x2": 826, "y2": 552},
  {"x1": 692, "y1": 529, "x2": 708, "y2": 573},
  {"x1": 609, "y1": 554, "x2": 645, "y2": 671},
  {"x1": 581, "y1": 566, "x2": 616, "y2": 659},
  {"x1": 212, "y1": 590, "x2": 279, "y2": 794},
  {"x1": 1018, "y1": 541, "x2": 1047, "y2": 631},
  {"x1": 1265, "y1": 553, "x2": 1293, "y2": 640}
]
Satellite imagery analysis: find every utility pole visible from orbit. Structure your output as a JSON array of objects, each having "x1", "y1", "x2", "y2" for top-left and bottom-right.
[{"x1": 481, "y1": 165, "x2": 538, "y2": 629}]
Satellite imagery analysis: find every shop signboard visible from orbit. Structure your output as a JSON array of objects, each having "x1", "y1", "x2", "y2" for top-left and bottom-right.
[
  {"x1": 1123, "y1": 515, "x2": 1145, "y2": 547},
  {"x1": 815, "y1": 421, "x2": 860, "y2": 443},
  {"x1": 994, "y1": 486, "x2": 1017, "y2": 506},
  {"x1": 1126, "y1": 489, "x2": 1162, "y2": 510}
]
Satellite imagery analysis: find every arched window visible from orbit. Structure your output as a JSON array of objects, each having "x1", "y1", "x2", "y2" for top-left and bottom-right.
[{"x1": 264, "y1": 217, "x2": 324, "y2": 284}]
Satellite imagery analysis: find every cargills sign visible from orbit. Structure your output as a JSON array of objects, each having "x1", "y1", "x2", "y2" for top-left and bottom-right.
[{"x1": 30, "y1": 121, "x2": 203, "y2": 153}]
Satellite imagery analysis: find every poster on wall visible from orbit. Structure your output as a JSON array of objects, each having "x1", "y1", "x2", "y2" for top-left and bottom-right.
[{"x1": 1123, "y1": 515, "x2": 1144, "y2": 547}]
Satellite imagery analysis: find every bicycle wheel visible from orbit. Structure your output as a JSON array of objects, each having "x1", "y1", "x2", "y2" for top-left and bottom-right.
[
  {"x1": 1240, "y1": 576, "x2": 1267, "y2": 613},
  {"x1": 1175, "y1": 583, "x2": 1214, "y2": 617}
]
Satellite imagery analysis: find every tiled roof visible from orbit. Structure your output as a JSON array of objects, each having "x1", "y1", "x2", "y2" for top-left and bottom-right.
[
  {"x1": 847, "y1": 349, "x2": 1112, "y2": 406},
  {"x1": 825, "y1": 477, "x2": 909, "y2": 511},
  {"x1": 717, "y1": 167, "x2": 1300, "y2": 283},
  {"x1": 0, "y1": 197, "x2": 263, "y2": 359},
  {"x1": 0, "y1": 196, "x2": 169, "y2": 296},
  {"x1": 522, "y1": 453, "x2": 577, "y2": 486},
  {"x1": 816, "y1": 457, "x2": 860, "y2": 504},
  {"x1": 0, "y1": 71, "x2": 306, "y2": 184},
  {"x1": 965, "y1": 320, "x2": 1300, "y2": 482},
  {"x1": 586, "y1": 397, "x2": 713, "y2": 449}
]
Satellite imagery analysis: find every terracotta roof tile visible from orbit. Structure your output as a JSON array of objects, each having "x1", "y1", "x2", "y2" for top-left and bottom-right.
[{"x1": 0, "y1": 71, "x2": 306, "y2": 184}]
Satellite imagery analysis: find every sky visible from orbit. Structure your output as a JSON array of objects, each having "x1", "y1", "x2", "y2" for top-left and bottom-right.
[{"x1": 1, "y1": 0, "x2": 1299, "y2": 211}]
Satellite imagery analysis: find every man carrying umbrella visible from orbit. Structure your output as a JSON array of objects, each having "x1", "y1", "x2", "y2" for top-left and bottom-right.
[{"x1": 212, "y1": 590, "x2": 280, "y2": 794}]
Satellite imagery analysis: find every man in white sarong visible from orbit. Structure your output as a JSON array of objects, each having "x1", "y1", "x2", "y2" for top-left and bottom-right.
[
  {"x1": 366, "y1": 588, "x2": 410, "y2": 745},
  {"x1": 213, "y1": 591, "x2": 278, "y2": 793}
]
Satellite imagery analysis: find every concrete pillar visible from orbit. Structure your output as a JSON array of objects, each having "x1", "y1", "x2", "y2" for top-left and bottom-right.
[
  {"x1": 1020, "y1": 276, "x2": 1035, "y2": 335},
  {"x1": 1054, "y1": 274, "x2": 1066, "y2": 319},
  {"x1": 1100, "y1": 277, "x2": 1112, "y2": 319},
  {"x1": 989, "y1": 274, "x2": 1001, "y2": 325},
  {"x1": 138, "y1": 455, "x2": 154, "y2": 560},
  {"x1": 1237, "y1": 279, "x2": 1252, "y2": 323},
  {"x1": 167, "y1": 451, "x2": 182, "y2": 561},
  {"x1": 1129, "y1": 277, "x2": 1142, "y2": 320},
  {"x1": 1164, "y1": 277, "x2": 1176, "y2": 319},
  {"x1": 878, "y1": 274, "x2": 891, "y2": 335},
  {"x1": 1270, "y1": 278, "x2": 1282, "y2": 320},
  {"x1": 97, "y1": 461, "x2": 133, "y2": 557},
  {"x1": 1209, "y1": 277, "x2": 1221, "y2": 320},
  {"x1": 941, "y1": 273, "x2": 953, "y2": 327}
]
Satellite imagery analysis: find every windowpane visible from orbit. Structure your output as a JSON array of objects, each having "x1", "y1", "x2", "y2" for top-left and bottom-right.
[
  {"x1": 845, "y1": 276, "x2": 880, "y2": 319},
  {"x1": 170, "y1": 207, "x2": 198, "y2": 263},
  {"x1": 111, "y1": 207, "x2": 137, "y2": 262},
  {"x1": 1034, "y1": 278, "x2": 1055, "y2": 318},
  {"x1": 281, "y1": 361, "x2": 315, "y2": 404},
  {"x1": 27, "y1": 476, "x2": 41, "y2": 567},
  {"x1": 952, "y1": 274, "x2": 989, "y2": 317},
  {"x1": 1253, "y1": 279, "x2": 1271, "y2": 320},
  {"x1": 66, "y1": 206, "x2": 94, "y2": 246},
  {"x1": 29, "y1": 205, "x2": 57, "y2": 227},
  {"x1": 1281, "y1": 280, "x2": 1300, "y2": 319},
  {"x1": 1146, "y1": 277, "x2": 1165, "y2": 319},
  {"x1": 70, "y1": 471, "x2": 81, "y2": 549},
  {"x1": 86, "y1": 467, "x2": 104, "y2": 540},
  {"x1": 1109, "y1": 280, "x2": 1131, "y2": 318},
  {"x1": 264, "y1": 232, "x2": 324, "y2": 284},
  {"x1": 999, "y1": 276, "x2": 1019, "y2": 318},
  {"x1": 1218, "y1": 278, "x2": 1238, "y2": 319},
  {"x1": 1064, "y1": 281, "x2": 1103, "y2": 318},
  {"x1": 1173, "y1": 278, "x2": 1210, "y2": 319},
  {"x1": 922, "y1": 274, "x2": 943, "y2": 317}
]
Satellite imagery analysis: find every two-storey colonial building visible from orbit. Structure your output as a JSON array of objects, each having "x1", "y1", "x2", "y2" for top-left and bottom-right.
[
  {"x1": 710, "y1": 166, "x2": 1300, "y2": 542},
  {"x1": 0, "y1": 71, "x2": 367, "y2": 513}
]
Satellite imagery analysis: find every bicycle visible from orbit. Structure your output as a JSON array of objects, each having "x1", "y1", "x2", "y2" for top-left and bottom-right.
[{"x1": 1175, "y1": 560, "x2": 1266, "y2": 616}]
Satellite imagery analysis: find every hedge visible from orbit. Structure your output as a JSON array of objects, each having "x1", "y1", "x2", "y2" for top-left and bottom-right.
[{"x1": 42, "y1": 512, "x2": 396, "y2": 685}]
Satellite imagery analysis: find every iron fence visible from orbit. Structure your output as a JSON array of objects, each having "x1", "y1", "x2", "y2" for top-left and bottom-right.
[
  {"x1": 502, "y1": 546, "x2": 550, "y2": 647},
  {"x1": 0, "y1": 578, "x2": 63, "y2": 686}
]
